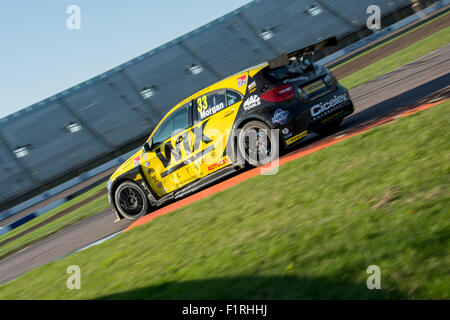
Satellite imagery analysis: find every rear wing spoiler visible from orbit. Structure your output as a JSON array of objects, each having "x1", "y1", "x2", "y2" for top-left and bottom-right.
[{"x1": 268, "y1": 36, "x2": 338, "y2": 69}]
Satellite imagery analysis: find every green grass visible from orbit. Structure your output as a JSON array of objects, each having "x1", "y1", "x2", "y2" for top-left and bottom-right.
[
  {"x1": 339, "y1": 25, "x2": 450, "y2": 90},
  {"x1": 332, "y1": 11, "x2": 449, "y2": 70},
  {"x1": 0, "y1": 185, "x2": 109, "y2": 260},
  {"x1": 1, "y1": 101, "x2": 448, "y2": 300}
]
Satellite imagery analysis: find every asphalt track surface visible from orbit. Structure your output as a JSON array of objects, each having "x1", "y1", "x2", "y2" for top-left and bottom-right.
[{"x1": 0, "y1": 44, "x2": 448, "y2": 286}]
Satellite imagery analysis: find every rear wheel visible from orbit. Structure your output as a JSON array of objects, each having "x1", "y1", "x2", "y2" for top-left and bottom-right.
[
  {"x1": 313, "y1": 118, "x2": 343, "y2": 136},
  {"x1": 114, "y1": 181, "x2": 149, "y2": 220},
  {"x1": 236, "y1": 121, "x2": 279, "y2": 167}
]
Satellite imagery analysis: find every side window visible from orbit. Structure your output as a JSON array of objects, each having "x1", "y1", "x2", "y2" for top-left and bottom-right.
[
  {"x1": 152, "y1": 103, "x2": 189, "y2": 146},
  {"x1": 195, "y1": 91, "x2": 226, "y2": 121},
  {"x1": 226, "y1": 90, "x2": 243, "y2": 106}
]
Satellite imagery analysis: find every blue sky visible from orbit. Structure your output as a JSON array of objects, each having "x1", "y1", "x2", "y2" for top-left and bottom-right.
[{"x1": 0, "y1": 0, "x2": 251, "y2": 118}]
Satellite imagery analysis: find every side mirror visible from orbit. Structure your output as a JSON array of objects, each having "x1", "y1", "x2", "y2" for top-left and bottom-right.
[{"x1": 142, "y1": 140, "x2": 152, "y2": 153}]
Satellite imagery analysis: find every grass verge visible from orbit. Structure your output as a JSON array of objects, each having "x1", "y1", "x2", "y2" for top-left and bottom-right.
[
  {"x1": 339, "y1": 25, "x2": 450, "y2": 90},
  {"x1": 1, "y1": 100, "x2": 448, "y2": 299}
]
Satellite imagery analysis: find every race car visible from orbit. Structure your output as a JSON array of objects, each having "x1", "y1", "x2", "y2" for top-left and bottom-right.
[{"x1": 107, "y1": 36, "x2": 354, "y2": 220}]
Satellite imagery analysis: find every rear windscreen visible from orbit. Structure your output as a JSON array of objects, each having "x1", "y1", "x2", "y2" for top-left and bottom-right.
[
  {"x1": 265, "y1": 61, "x2": 305, "y2": 81},
  {"x1": 266, "y1": 66, "x2": 295, "y2": 80},
  {"x1": 265, "y1": 57, "x2": 315, "y2": 81}
]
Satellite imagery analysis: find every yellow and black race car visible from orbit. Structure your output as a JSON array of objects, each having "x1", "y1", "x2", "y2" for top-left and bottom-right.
[{"x1": 107, "y1": 37, "x2": 354, "y2": 220}]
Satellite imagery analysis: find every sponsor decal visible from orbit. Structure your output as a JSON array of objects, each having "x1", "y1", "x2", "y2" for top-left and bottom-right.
[
  {"x1": 310, "y1": 93, "x2": 348, "y2": 121},
  {"x1": 243, "y1": 95, "x2": 261, "y2": 111},
  {"x1": 282, "y1": 128, "x2": 290, "y2": 135},
  {"x1": 237, "y1": 74, "x2": 247, "y2": 88},
  {"x1": 321, "y1": 110, "x2": 344, "y2": 123},
  {"x1": 302, "y1": 80, "x2": 325, "y2": 95},
  {"x1": 156, "y1": 120, "x2": 212, "y2": 169},
  {"x1": 156, "y1": 182, "x2": 167, "y2": 192},
  {"x1": 175, "y1": 175, "x2": 196, "y2": 187},
  {"x1": 133, "y1": 156, "x2": 141, "y2": 167},
  {"x1": 208, "y1": 158, "x2": 229, "y2": 172},
  {"x1": 199, "y1": 102, "x2": 225, "y2": 120},
  {"x1": 272, "y1": 109, "x2": 289, "y2": 125},
  {"x1": 285, "y1": 130, "x2": 307, "y2": 145},
  {"x1": 247, "y1": 81, "x2": 256, "y2": 92}
]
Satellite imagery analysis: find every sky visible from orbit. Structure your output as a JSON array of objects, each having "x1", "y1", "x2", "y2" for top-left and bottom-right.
[{"x1": 0, "y1": 0, "x2": 252, "y2": 119}]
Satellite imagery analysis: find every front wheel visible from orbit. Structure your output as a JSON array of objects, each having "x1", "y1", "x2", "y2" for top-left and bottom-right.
[
  {"x1": 114, "y1": 181, "x2": 149, "y2": 220},
  {"x1": 236, "y1": 120, "x2": 279, "y2": 167}
]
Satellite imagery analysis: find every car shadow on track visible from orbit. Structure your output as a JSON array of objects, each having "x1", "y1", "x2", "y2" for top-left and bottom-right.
[
  {"x1": 95, "y1": 274, "x2": 406, "y2": 299},
  {"x1": 344, "y1": 73, "x2": 450, "y2": 129}
]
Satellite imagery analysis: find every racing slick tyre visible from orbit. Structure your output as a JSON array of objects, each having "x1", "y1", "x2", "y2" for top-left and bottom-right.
[
  {"x1": 237, "y1": 120, "x2": 279, "y2": 167},
  {"x1": 114, "y1": 181, "x2": 149, "y2": 220},
  {"x1": 313, "y1": 118, "x2": 343, "y2": 136}
]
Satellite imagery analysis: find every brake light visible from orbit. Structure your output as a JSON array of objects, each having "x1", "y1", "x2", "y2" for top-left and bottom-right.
[{"x1": 260, "y1": 84, "x2": 294, "y2": 102}]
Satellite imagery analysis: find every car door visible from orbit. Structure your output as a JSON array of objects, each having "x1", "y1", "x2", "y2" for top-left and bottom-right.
[
  {"x1": 192, "y1": 89, "x2": 243, "y2": 177},
  {"x1": 141, "y1": 102, "x2": 200, "y2": 197}
]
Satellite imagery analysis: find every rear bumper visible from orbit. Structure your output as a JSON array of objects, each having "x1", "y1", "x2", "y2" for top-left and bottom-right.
[{"x1": 278, "y1": 88, "x2": 354, "y2": 148}]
